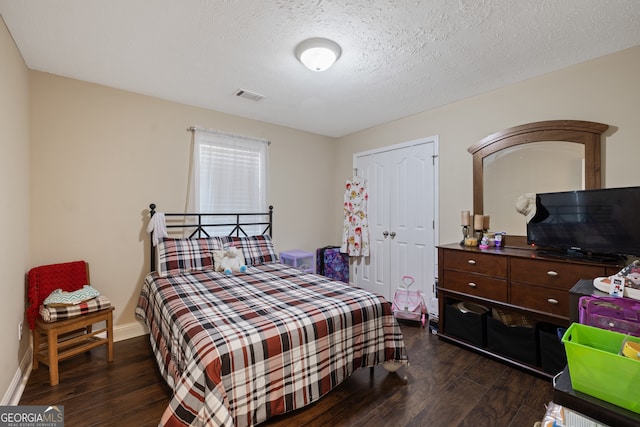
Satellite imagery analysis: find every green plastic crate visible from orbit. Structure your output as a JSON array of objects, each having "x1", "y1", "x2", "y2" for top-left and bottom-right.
[{"x1": 562, "y1": 323, "x2": 640, "y2": 413}]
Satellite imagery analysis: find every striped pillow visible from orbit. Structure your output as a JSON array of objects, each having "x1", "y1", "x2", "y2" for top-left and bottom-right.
[
  {"x1": 157, "y1": 237, "x2": 224, "y2": 277},
  {"x1": 223, "y1": 235, "x2": 278, "y2": 267}
]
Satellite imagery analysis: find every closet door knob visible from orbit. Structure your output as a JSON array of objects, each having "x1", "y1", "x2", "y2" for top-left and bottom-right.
[
  {"x1": 390, "y1": 231, "x2": 396, "y2": 238},
  {"x1": 383, "y1": 231, "x2": 389, "y2": 237}
]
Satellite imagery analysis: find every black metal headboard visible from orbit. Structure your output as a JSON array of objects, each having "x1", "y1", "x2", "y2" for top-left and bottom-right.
[{"x1": 148, "y1": 203, "x2": 273, "y2": 272}]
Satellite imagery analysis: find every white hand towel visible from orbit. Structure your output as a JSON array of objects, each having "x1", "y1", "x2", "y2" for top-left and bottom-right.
[{"x1": 147, "y1": 212, "x2": 168, "y2": 246}]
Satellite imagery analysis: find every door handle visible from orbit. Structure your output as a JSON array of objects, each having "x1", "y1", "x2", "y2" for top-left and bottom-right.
[
  {"x1": 389, "y1": 231, "x2": 396, "y2": 238},
  {"x1": 383, "y1": 231, "x2": 389, "y2": 238}
]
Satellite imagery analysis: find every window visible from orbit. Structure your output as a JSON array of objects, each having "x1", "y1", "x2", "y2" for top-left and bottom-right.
[{"x1": 193, "y1": 128, "x2": 269, "y2": 234}]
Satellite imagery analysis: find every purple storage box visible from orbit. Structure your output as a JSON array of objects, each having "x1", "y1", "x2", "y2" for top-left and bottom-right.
[{"x1": 579, "y1": 295, "x2": 640, "y2": 337}]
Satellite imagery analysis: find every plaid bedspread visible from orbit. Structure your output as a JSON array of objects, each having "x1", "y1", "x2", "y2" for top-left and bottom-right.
[{"x1": 135, "y1": 263, "x2": 408, "y2": 427}]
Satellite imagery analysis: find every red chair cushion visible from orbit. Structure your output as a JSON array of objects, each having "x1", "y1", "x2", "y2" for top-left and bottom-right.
[{"x1": 26, "y1": 261, "x2": 88, "y2": 329}]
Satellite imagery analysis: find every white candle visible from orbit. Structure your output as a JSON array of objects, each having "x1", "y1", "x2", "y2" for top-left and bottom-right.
[
  {"x1": 461, "y1": 211, "x2": 470, "y2": 226},
  {"x1": 483, "y1": 215, "x2": 490, "y2": 230},
  {"x1": 474, "y1": 214, "x2": 484, "y2": 231}
]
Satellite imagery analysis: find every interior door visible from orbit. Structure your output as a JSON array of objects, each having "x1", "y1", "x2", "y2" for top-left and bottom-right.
[
  {"x1": 352, "y1": 152, "x2": 389, "y2": 297},
  {"x1": 353, "y1": 138, "x2": 437, "y2": 302},
  {"x1": 388, "y1": 143, "x2": 435, "y2": 300}
]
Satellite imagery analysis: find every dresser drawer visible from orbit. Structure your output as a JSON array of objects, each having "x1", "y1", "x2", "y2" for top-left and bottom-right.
[
  {"x1": 510, "y1": 258, "x2": 604, "y2": 290},
  {"x1": 511, "y1": 282, "x2": 570, "y2": 317},
  {"x1": 443, "y1": 270, "x2": 508, "y2": 302},
  {"x1": 442, "y1": 250, "x2": 508, "y2": 277}
]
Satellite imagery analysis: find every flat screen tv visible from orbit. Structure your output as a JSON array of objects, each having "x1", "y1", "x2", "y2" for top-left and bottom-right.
[{"x1": 527, "y1": 186, "x2": 640, "y2": 260}]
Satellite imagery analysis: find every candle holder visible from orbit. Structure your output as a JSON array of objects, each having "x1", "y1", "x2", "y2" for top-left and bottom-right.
[{"x1": 460, "y1": 225, "x2": 469, "y2": 245}]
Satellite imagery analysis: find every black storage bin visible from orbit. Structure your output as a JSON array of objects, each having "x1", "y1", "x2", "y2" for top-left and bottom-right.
[
  {"x1": 486, "y1": 315, "x2": 538, "y2": 366},
  {"x1": 538, "y1": 322, "x2": 567, "y2": 374},
  {"x1": 444, "y1": 302, "x2": 487, "y2": 347}
]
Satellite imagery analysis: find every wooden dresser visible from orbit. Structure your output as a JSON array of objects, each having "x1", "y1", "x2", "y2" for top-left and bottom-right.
[{"x1": 437, "y1": 243, "x2": 622, "y2": 376}]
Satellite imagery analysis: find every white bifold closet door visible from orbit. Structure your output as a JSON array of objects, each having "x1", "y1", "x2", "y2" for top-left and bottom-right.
[{"x1": 353, "y1": 137, "x2": 437, "y2": 303}]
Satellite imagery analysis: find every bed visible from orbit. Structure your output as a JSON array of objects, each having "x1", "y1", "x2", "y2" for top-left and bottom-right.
[{"x1": 135, "y1": 204, "x2": 408, "y2": 427}]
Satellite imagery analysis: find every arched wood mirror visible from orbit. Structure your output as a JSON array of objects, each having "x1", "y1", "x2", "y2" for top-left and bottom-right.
[{"x1": 467, "y1": 120, "x2": 609, "y2": 244}]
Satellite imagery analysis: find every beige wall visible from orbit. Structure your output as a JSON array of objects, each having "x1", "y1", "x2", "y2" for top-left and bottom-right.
[
  {"x1": 335, "y1": 45, "x2": 640, "y2": 248},
  {"x1": 29, "y1": 72, "x2": 338, "y2": 330},
  {"x1": 0, "y1": 17, "x2": 31, "y2": 402}
]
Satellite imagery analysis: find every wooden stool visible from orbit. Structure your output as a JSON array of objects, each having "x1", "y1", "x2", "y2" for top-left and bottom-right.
[{"x1": 32, "y1": 307, "x2": 114, "y2": 386}]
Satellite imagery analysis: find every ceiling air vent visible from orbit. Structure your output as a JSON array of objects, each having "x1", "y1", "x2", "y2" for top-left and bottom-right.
[{"x1": 235, "y1": 89, "x2": 265, "y2": 102}]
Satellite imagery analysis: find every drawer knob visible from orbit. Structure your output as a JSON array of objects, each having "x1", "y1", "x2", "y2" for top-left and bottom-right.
[
  {"x1": 467, "y1": 259, "x2": 476, "y2": 265},
  {"x1": 546, "y1": 270, "x2": 559, "y2": 277},
  {"x1": 468, "y1": 282, "x2": 477, "y2": 288},
  {"x1": 547, "y1": 298, "x2": 559, "y2": 304}
]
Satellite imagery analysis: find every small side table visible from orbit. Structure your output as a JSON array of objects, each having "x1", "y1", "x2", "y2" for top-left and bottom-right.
[{"x1": 553, "y1": 366, "x2": 640, "y2": 427}]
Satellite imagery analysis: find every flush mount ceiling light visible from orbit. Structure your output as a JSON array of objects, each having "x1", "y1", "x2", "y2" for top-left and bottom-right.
[{"x1": 295, "y1": 38, "x2": 341, "y2": 72}]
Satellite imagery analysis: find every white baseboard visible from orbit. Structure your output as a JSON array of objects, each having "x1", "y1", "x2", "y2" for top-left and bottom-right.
[
  {"x1": 3, "y1": 320, "x2": 148, "y2": 406},
  {"x1": 1, "y1": 345, "x2": 32, "y2": 406},
  {"x1": 114, "y1": 320, "x2": 148, "y2": 342}
]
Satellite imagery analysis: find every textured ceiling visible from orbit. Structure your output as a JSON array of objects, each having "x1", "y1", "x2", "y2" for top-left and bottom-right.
[{"x1": 1, "y1": 0, "x2": 640, "y2": 138}]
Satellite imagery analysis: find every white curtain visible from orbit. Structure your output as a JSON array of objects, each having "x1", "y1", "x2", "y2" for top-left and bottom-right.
[{"x1": 192, "y1": 127, "x2": 269, "y2": 234}]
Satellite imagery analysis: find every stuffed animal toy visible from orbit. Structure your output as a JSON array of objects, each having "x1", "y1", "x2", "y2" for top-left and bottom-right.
[{"x1": 214, "y1": 247, "x2": 247, "y2": 275}]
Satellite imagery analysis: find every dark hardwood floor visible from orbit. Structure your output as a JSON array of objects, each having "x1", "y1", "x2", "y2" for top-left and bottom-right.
[{"x1": 20, "y1": 322, "x2": 553, "y2": 426}]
